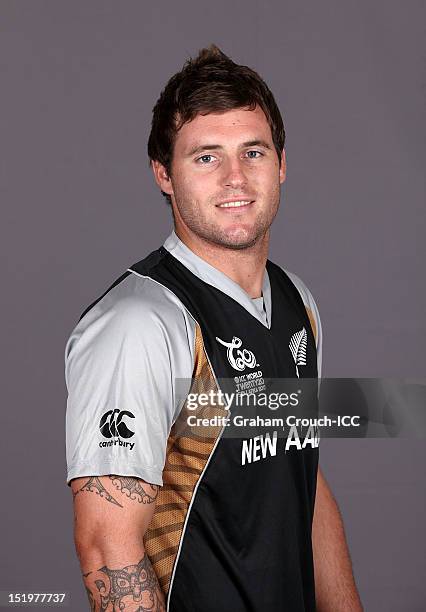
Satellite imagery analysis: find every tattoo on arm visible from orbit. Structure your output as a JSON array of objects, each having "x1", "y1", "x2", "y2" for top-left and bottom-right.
[
  {"x1": 109, "y1": 476, "x2": 159, "y2": 504},
  {"x1": 84, "y1": 585, "x2": 96, "y2": 611},
  {"x1": 72, "y1": 475, "x2": 159, "y2": 508},
  {"x1": 83, "y1": 552, "x2": 165, "y2": 611},
  {"x1": 73, "y1": 476, "x2": 123, "y2": 507}
]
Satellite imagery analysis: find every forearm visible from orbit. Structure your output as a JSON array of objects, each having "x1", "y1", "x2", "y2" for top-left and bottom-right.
[
  {"x1": 72, "y1": 475, "x2": 165, "y2": 612},
  {"x1": 312, "y1": 469, "x2": 363, "y2": 611},
  {"x1": 80, "y1": 545, "x2": 165, "y2": 612}
]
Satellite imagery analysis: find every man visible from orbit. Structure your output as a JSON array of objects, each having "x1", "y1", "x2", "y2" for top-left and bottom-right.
[{"x1": 66, "y1": 45, "x2": 362, "y2": 611}]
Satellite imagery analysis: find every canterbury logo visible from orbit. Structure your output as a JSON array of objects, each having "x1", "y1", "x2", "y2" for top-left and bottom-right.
[
  {"x1": 99, "y1": 409, "x2": 135, "y2": 439},
  {"x1": 216, "y1": 335, "x2": 258, "y2": 371},
  {"x1": 289, "y1": 327, "x2": 307, "y2": 378}
]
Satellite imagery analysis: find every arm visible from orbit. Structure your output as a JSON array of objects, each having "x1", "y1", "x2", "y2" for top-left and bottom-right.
[
  {"x1": 312, "y1": 468, "x2": 363, "y2": 611},
  {"x1": 72, "y1": 475, "x2": 165, "y2": 611}
]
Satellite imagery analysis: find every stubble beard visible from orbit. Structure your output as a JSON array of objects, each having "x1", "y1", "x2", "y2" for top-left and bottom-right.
[{"x1": 173, "y1": 187, "x2": 281, "y2": 251}]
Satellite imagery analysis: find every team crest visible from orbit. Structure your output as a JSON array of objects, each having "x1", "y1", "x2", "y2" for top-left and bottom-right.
[{"x1": 289, "y1": 328, "x2": 307, "y2": 378}]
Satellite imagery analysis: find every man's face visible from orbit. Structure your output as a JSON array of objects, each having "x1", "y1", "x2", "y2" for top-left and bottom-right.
[{"x1": 153, "y1": 106, "x2": 286, "y2": 250}]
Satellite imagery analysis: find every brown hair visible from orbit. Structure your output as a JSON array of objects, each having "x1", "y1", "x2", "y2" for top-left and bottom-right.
[{"x1": 148, "y1": 44, "x2": 286, "y2": 204}]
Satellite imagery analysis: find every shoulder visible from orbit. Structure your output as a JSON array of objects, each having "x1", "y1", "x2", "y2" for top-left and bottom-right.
[
  {"x1": 65, "y1": 270, "x2": 196, "y2": 373},
  {"x1": 83, "y1": 270, "x2": 192, "y2": 324},
  {"x1": 282, "y1": 269, "x2": 319, "y2": 313},
  {"x1": 275, "y1": 265, "x2": 323, "y2": 349},
  {"x1": 280, "y1": 267, "x2": 324, "y2": 378}
]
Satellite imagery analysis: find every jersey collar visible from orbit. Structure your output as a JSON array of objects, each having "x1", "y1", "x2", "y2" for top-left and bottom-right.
[{"x1": 163, "y1": 231, "x2": 272, "y2": 329}]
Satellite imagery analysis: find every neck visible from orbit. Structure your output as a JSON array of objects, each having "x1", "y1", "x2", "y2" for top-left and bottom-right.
[{"x1": 174, "y1": 226, "x2": 269, "y2": 298}]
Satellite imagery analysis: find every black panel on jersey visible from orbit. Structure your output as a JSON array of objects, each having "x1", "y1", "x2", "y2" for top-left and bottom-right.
[
  {"x1": 79, "y1": 270, "x2": 131, "y2": 322},
  {"x1": 130, "y1": 247, "x2": 319, "y2": 612}
]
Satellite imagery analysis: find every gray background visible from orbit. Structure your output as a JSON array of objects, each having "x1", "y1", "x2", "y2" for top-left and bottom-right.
[{"x1": 1, "y1": 1, "x2": 425, "y2": 609}]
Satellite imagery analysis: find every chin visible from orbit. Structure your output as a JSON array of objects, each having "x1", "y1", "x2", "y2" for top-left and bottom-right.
[{"x1": 216, "y1": 228, "x2": 263, "y2": 250}]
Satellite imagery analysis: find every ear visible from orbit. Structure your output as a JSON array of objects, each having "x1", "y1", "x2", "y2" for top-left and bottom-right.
[
  {"x1": 151, "y1": 160, "x2": 174, "y2": 196},
  {"x1": 279, "y1": 148, "x2": 286, "y2": 184}
]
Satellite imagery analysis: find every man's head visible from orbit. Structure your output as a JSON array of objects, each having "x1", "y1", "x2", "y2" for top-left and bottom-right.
[{"x1": 148, "y1": 45, "x2": 286, "y2": 250}]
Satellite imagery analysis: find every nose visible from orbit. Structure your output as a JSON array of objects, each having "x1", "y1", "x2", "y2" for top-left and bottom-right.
[{"x1": 222, "y1": 157, "x2": 248, "y2": 190}]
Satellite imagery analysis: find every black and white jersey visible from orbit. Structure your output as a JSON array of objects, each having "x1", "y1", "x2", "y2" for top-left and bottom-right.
[{"x1": 65, "y1": 231, "x2": 322, "y2": 612}]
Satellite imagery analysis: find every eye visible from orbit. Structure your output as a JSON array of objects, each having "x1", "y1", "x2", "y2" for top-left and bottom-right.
[
  {"x1": 196, "y1": 154, "x2": 217, "y2": 164},
  {"x1": 245, "y1": 150, "x2": 263, "y2": 159}
]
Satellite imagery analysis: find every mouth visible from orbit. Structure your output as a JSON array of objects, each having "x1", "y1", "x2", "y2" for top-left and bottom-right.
[{"x1": 216, "y1": 199, "x2": 254, "y2": 209}]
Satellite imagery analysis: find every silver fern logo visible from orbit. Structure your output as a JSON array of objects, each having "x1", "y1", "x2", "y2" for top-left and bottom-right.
[
  {"x1": 216, "y1": 336, "x2": 258, "y2": 371},
  {"x1": 289, "y1": 327, "x2": 307, "y2": 377}
]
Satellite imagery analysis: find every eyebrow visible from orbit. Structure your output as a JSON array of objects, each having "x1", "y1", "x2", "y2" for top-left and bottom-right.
[{"x1": 186, "y1": 139, "x2": 272, "y2": 157}]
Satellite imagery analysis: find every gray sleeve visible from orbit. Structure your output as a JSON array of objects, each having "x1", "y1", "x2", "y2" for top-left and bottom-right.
[{"x1": 65, "y1": 274, "x2": 195, "y2": 486}]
